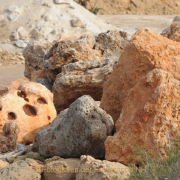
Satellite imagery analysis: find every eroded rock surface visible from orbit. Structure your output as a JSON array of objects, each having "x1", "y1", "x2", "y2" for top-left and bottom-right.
[
  {"x1": 105, "y1": 69, "x2": 180, "y2": 164},
  {"x1": 24, "y1": 30, "x2": 129, "y2": 81},
  {"x1": 76, "y1": 155, "x2": 130, "y2": 180},
  {"x1": 100, "y1": 28, "x2": 180, "y2": 122},
  {"x1": 23, "y1": 42, "x2": 48, "y2": 79},
  {"x1": 33, "y1": 95, "x2": 114, "y2": 159},
  {"x1": 0, "y1": 121, "x2": 19, "y2": 153},
  {"x1": 53, "y1": 57, "x2": 118, "y2": 112},
  {"x1": 44, "y1": 158, "x2": 80, "y2": 180},
  {"x1": 0, "y1": 80, "x2": 57, "y2": 144},
  {"x1": 0, "y1": 160, "x2": 41, "y2": 180}
]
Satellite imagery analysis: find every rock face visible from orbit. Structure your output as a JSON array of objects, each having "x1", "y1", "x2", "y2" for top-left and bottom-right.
[
  {"x1": 0, "y1": 121, "x2": 19, "y2": 153},
  {"x1": 44, "y1": 158, "x2": 80, "y2": 180},
  {"x1": 0, "y1": 160, "x2": 41, "y2": 180},
  {"x1": 76, "y1": 155, "x2": 130, "y2": 180},
  {"x1": 100, "y1": 28, "x2": 180, "y2": 122},
  {"x1": 53, "y1": 57, "x2": 118, "y2": 113},
  {"x1": 24, "y1": 30, "x2": 129, "y2": 81},
  {"x1": 33, "y1": 95, "x2": 114, "y2": 158},
  {"x1": 105, "y1": 69, "x2": 180, "y2": 164},
  {"x1": 0, "y1": 80, "x2": 57, "y2": 144}
]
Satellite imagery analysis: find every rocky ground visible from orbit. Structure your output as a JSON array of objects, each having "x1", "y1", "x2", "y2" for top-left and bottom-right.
[{"x1": 1, "y1": 0, "x2": 180, "y2": 180}]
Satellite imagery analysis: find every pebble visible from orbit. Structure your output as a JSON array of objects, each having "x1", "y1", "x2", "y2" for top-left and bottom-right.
[{"x1": 15, "y1": 40, "x2": 27, "y2": 48}]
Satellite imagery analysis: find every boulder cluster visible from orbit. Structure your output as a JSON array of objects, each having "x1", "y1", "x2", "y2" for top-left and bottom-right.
[{"x1": 1, "y1": 16, "x2": 180, "y2": 180}]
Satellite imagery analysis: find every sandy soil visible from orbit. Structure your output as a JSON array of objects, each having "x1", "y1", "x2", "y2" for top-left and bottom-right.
[
  {"x1": 0, "y1": 65, "x2": 25, "y2": 95},
  {"x1": 88, "y1": 0, "x2": 180, "y2": 15}
]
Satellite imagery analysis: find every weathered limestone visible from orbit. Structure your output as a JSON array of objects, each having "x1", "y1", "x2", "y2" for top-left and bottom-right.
[
  {"x1": 24, "y1": 30, "x2": 129, "y2": 82},
  {"x1": 105, "y1": 69, "x2": 180, "y2": 164},
  {"x1": 0, "y1": 121, "x2": 19, "y2": 153},
  {"x1": 33, "y1": 95, "x2": 114, "y2": 158},
  {"x1": 0, "y1": 160, "x2": 41, "y2": 180},
  {"x1": 0, "y1": 80, "x2": 57, "y2": 144},
  {"x1": 100, "y1": 28, "x2": 180, "y2": 122},
  {"x1": 44, "y1": 158, "x2": 80, "y2": 180},
  {"x1": 76, "y1": 155, "x2": 130, "y2": 180},
  {"x1": 53, "y1": 57, "x2": 118, "y2": 113},
  {"x1": 23, "y1": 42, "x2": 48, "y2": 79}
]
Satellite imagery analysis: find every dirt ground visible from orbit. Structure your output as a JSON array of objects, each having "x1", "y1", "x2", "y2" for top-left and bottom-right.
[{"x1": 87, "y1": 0, "x2": 180, "y2": 15}]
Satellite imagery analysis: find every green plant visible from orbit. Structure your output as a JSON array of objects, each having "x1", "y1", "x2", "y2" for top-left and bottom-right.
[
  {"x1": 129, "y1": 135, "x2": 180, "y2": 180},
  {"x1": 92, "y1": 7, "x2": 102, "y2": 15},
  {"x1": 25, "y1": 154, "x2": 45, "y2": 162}
]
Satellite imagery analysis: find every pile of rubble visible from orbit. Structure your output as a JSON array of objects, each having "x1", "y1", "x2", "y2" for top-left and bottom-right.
[{"x1": 1, "y1": 17, "x2": 180, "y2": 180}]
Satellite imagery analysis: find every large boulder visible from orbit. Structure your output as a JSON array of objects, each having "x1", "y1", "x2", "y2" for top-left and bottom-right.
[
  {"x1": 100, "y1": 28, "x2": 180, "y2": 122},
  {"x1": 76, "y1": 155, "x2": 130, "y2": 180},
  {"x1": 0, "y1": 80, "x2": 57, "y2": 144},
  {"x1": 0, "y1": 121, "x2": 19, "y2": 153},
  {"x1": 105, "y1": 69, "x2": 180, "y2": 164},
  {"x1": 0, "y1": 160, "x2": 41, "y2": 180},
  {"x1": 44, "y1": 158, "x2": 80, "y2": 180},
  {"x1": 33, "y1": 95, "x2": 114, "y2": 158},
  {"x1": 53, "y1": 57, "x2": 118, "y2": 113}
]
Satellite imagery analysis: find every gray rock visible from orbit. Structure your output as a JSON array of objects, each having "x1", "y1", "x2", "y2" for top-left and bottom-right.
[
  {"x1": 173, "y1": 16, "x2": 180, "y2": 22},
  {"x1": 15, "y1": 40, "x2": 27, "y2": 48},
  {"x1": 32, "y1": 95, "x2": 114, "y2": 158},
  {"x1": 8, "y1": 13, "x2": 18, "y2": 21},
  {"x1": 71, "y1": 17, "x2": 87, "y2": 28},
  {"x1": 36, "y1": 78, "x2": 53, "y2": 91},
  {"x1": 0, "y1": 160, "x2": 41, "y2": 180},
  {"x1": 43, "y1": 60, "x2": 49, "y2": 68}
]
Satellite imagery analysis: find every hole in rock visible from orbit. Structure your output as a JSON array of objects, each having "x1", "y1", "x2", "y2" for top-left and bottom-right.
[
  {"x1": 48, "y1": 116, "x2": 51, "y2": 120},
  {"x1": 0, "y1": 107, "x2": 2, "y2": 111},
  {"x1": 24, "y1": 98, "x2": 29, "y2": 102},
  {"x1": 17, "y1": 91, "x2": 26, "y2": 99},
  {"x1": 8, "y1": 112, "x2": 16, "y2": 120},
  {"x1": 23, "y1": 105, "x2": 37, "y2": 117},
  {"x1": 37, "y1": 97, "x2": 47, "y2": 104}
]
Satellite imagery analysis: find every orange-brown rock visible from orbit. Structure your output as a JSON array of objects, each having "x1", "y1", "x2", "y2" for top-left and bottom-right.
[
  {"x1": 105, "y1": 69, "x2": 180, "y2": 165},
  {"x1": 53, "y1": 57, "x2": 118, "y2": 113},
  {"x1": 0, "y1": 121, "x2": 20, "y2": 153},
  {"x1": 0, "y1": 80, "x2": 57, "y2": 144},
  {"x1": 0, "y1": 79, "x2": 27, "y2": 97},
  {"x1": 46, "y1": 30, "x2": 129, "y2": 81},
  {"x1": 100, "y1": 28, "x2": 180, "y2": 122}
]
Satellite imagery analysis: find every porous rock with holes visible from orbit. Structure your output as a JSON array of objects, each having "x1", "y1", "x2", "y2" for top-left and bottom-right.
[
  {"x1": 0, "y1": 80, "x2": 57, "y2": 144},
  {"x1": 0, "y1": 121, "x2": 19, "y2": 153},
  {"x1": 32, "y1": 95, "x2": 114, "y2": 158},
  {"x1": 23, "y1": 30, "x2": 129, "y2": 81},
  {"x1": 53, "y1": 57, "x2": 118, "y2": 113}
]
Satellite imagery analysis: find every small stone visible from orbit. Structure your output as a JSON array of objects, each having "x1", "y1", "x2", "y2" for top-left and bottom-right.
[
  {"x1": 43, "y1": 60, "x2": 49, "y2": 68},
  {"x1": 8, "y1": 13, "x2": 18, "y2": 21},
  {"x1": 6, "y1": 156, "x2": 16, "y2": 163},
  {"x1": 71, "y1": 17, "x2": 87, "y2": 28},
  {"x1": 8, "y1": 5, "x2": 21, "y2": 14},
  {"x1": 55, "y1": 0, "x2": 72, "y2": 4},
  {"x1": 44, "y1": 14, "x2": 53, "y2": 22},
  {"x1": 15, "y1": 40, "x2": 27, "y2": 48}
]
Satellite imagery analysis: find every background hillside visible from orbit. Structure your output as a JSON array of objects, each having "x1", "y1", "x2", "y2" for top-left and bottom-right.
[{"x1": 87, "y1": 0, "x2": 180, "y2": 15}]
